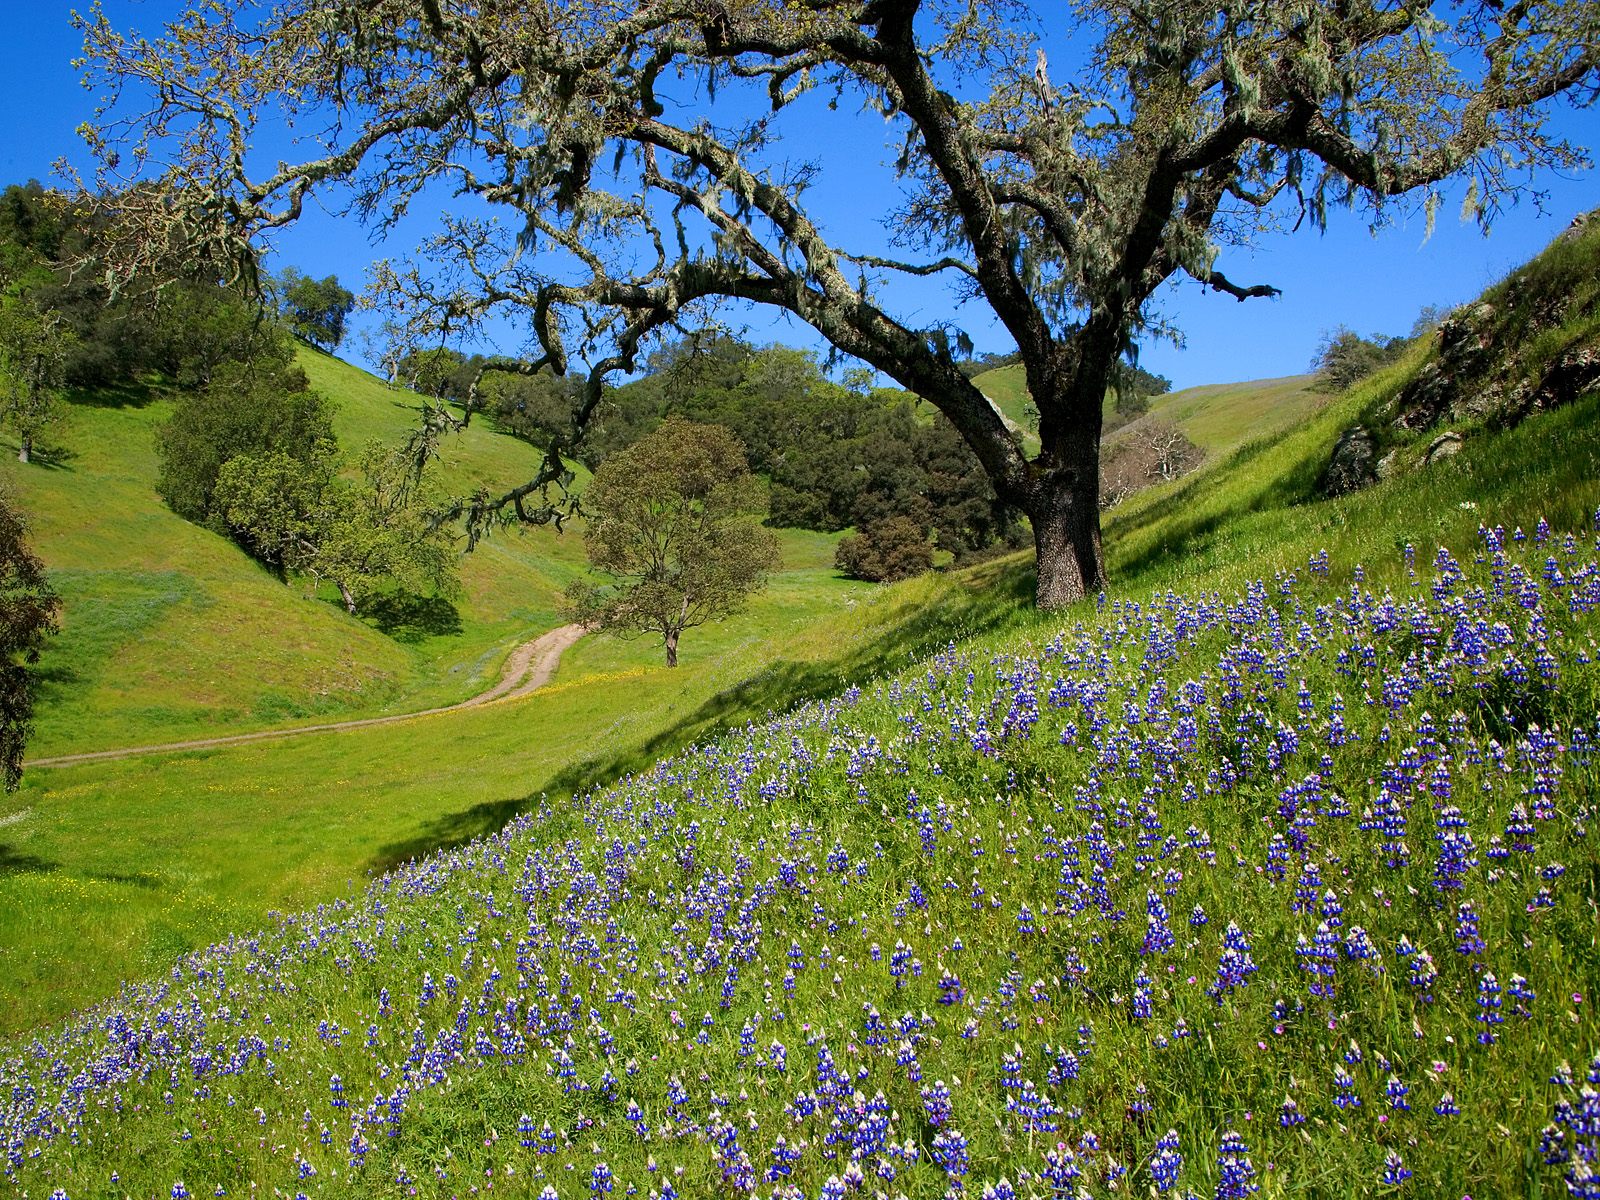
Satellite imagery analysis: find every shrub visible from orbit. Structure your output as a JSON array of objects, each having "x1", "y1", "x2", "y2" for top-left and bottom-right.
[{"x1": 835, "y1": 516, "x2": 934, "y2": 582}]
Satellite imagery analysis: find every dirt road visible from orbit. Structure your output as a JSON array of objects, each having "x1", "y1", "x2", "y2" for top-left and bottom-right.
[{"x1": 27, "y1": 624, "x2": 587, "y2": 769}]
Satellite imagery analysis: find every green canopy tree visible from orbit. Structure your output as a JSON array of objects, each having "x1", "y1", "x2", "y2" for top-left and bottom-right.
[
  {"x1": 276, "y1": 268, "x2": 356, "y2": 352},
  {"x1": 0, "y1": 489, "x2": 60, "y2": 791},
  {"x1": 77, "y1": 0, "x2": 1599, "y2": 607},
  {"x1": 0, "y1": 297, "x2": 73, "y2": 464},
  {"x1": 215, "y1": 440, "x2": 459, "y2": 614},
  {"x1": 565, "y1": 417, "x2": 778, "y2": 667}
]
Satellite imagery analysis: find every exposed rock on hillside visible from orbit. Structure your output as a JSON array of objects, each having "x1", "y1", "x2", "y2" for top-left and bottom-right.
[
  {"x1": 1322, "y1": 425, "x2": 1377, "y2": 496},
  {"x1": 1323, "y1": 207, "x2": 1600, "y2": 496}
]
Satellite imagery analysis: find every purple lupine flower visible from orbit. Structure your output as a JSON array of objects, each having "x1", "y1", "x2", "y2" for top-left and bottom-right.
[
  {"x1": 1214, "y1": 1129, "x2": 1259, "y2": 1198},
  {"x1": 1381, "y1": 1150, "x2": 1412, "y2": 1186},
  {"x1": 1149, "y1": 1128, "x2": 1182, "y2": 1193}
]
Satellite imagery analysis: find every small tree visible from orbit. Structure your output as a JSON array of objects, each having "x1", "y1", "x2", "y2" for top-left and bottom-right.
[
  {"x1": 0, "y1": 298, "x2": 73, "y2": 464},
  {"x1": 564, "y1": 417, "x2": 778, "y2": 667},
  {"x1": 216, "y1": 440, "x2": 459, "y2": 614},
  {"x1": 277, "y1": 268, "x2": 356, "y2": 352},
  {"x1": 0, "y1": 489, "x2": 60, "y2": 790}
]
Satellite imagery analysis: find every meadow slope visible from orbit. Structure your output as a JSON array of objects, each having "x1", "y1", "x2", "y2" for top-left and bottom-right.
[
  {"x1": 4, "y1": 391, "x2": 1599, "y2": 1197},
  {"x1": 4, "y1": 221, "x2": 1599, "y2": 1197}
]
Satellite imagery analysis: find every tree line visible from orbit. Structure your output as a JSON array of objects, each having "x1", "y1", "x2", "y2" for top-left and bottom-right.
[{"x1": 395, "y1": 334, "x2": 1031, "y2": 582}]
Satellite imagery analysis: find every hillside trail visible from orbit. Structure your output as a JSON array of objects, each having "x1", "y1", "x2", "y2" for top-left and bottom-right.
[{"x1": 27, "y1": 624, "x2": 587, "y2": 770}]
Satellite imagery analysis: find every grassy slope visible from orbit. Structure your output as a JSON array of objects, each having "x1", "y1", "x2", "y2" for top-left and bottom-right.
[
  {"x1": 6, "y1": 354, "x2": 1600, "y2": 1197},
  {"x1": 970, "y1": 361, "x2": 1325, "y2": 458},
  {"x1": 7, "y1": 350, "x2": 846, "y2": 757}
]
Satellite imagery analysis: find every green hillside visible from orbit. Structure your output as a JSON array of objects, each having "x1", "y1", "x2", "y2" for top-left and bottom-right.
[
  {"x1": 4, "y1": 349, "x2": 866, "y2": 759},
  {"x1": 970, "y1": 361, "x2": 1324, "y2": 459}
]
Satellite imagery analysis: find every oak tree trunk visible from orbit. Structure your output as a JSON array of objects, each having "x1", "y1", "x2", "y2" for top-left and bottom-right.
[
  {"x1": 1024, "y1": 375, "x2": 1107, "y2": 610},
  {"x1": 1028, "y1": 477, "x2": 1106, "y2": 610},
  {"x1": 17, "y1": 438, "x2": 30, "y2": 465},
  {"x1": 337, "y1": 580, "x2": 358, "y2": 615},
  {"x1": 664, "y1": 628, "x2": 679, "y2": 667}
]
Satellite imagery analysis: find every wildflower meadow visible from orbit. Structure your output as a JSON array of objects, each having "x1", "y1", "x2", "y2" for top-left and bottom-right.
[{"x1": 6, "y1": 513, "x2": 1600, "y2": 1199}]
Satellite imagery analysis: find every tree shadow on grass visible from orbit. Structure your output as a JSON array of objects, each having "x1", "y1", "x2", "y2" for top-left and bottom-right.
[
  {"x1": 0, "y1": 844, "x2": 57, "y2": 876},
  {"x1": 365, "y1": 557, "x2": 1037, "y2": 875},
  {"x1": 65, "y1": 378, "x2": 164, "y2": 410},
  {"x1": 359, "y1": 592, "x2": 463, "y2": 642}
]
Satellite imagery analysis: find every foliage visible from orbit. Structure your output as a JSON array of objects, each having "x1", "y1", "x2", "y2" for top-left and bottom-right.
[
  {"x1": 0, "y1": 180, "x2": 279, "y2": 391},
  {"x1": 74, "y1": 0, "x2": 1599, "y2": 607},
  {"x1": 601, "y1": 337, "x2": 1022, "y2": 560},
  {"x1": 155, "y1": 340, "x2": 337, "y2": 532},
  {"x1": 215, "y1": 440, "x2": 459, "y2": 614},
  {"x1": 834, "y1": 514, "x2": 934, "y2": 582},
  {"x1": 0, "y1": 490, "x2": 59, "y2": 791},
  {"x1": 276, "y1": 268, "x2": 355, "y2": 352},
  {"x1": 0, "y1": 294, "x2": 73, "y2": 463},
  {"x1": 564, "y1": 417, "x2": 779, "y2": 666},
  {"x1": 395, "y1": 347, "x2": 473, "y2": 400},
  {"x1": 1312, "y1": 326, "x2": 1407, "y2": 392}
]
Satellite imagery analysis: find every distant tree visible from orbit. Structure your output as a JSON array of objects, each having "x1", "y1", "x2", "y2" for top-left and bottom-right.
[
  {"x1": 0, "y1": 297, "x2": 74, "y2": 463},
  {"x1": 835, "y1": 516, "x2": 934, "y2": 583},
  {"x1": 277, "y1": 268, "x2": 355, "y2": 351},
  {"x1": 155, "y1": 339, "x2": 336, "y2": 532},
  {"x1": 1099, "y1": 419, "x2": 1203, "y2": 509},
  {"x1": 215, "y1": 440, "x2": 459, "y2": 613},
  {"x1": 397, "y1": 347, "x2": 474, "y2": 401},
  {"x1": 0, "y1": 489, "x2": 60, "y2": 791},
  {"x1": 1410, "y1": 305, "x2": 1452, "y2": 338},
  {"x1": 564, "y1": 417, "x2": 778, "y2": 667},
  {"x1": 481, "y1": 368, "x2": 582, "y2": 449},
  {"x1": 1311, "y1": 327, "x2": 1406, "y2": 392}
]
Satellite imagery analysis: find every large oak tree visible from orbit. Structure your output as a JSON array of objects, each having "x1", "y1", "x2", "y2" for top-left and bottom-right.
[{"x1": 77, "y1": 0, "x2": 1599, "y2": 606}]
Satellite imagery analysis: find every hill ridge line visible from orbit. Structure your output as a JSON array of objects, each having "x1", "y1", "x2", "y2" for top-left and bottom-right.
[{"x1": 27, "y1": 623, "x2": 586, "y2": 769}]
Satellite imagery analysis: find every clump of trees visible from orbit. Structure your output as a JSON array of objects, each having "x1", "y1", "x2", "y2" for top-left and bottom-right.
[
  {"x1": 0, "y1": 489, "x2": 60, "y2": 791},
  {"x1": 564, "y1": 418, "x2": 778, "y2": 667},
  {"x1": 155, "y1": 346, "x2": 337, "y2": 528},
  {"x1": 155, "y1": 337, "x2": 458, "y2": 612},
  {"x1": 594, "y1": 337, "x2": 1026, "y2": 569},
  {"x1": 1310, "y1": 328, "x2": 1409, "y2": 392},
  {"x1": 215, "y1": 440, "x2": 458, "y2": 615}
]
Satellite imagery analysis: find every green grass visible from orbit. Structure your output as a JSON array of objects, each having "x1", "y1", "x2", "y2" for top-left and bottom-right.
[
  {"x1": 0, "y1": 543, "x2": 1034, "y2": 1032},
  {"x1": 6, "y1": 373, "x2": 1600, "y2": 1198}
]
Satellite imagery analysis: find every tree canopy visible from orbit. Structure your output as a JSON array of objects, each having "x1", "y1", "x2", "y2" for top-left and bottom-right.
[
  {"x1": 565, "y1": 417, "x2": 778, "y2": 666},
  {"x1": 276, "y1": 269, "x2": 356, "y2": 352},
  {"x1": 77, "y1": 0, "x2": 1600, "y2": 606},
  {"x1": 0, "y1": 489, "x2": 60, "y2": 791}
]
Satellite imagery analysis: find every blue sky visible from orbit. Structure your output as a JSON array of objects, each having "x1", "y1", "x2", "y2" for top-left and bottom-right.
[{"x1": 3, "y1": 0, "x2": 1595, "y2": 392}]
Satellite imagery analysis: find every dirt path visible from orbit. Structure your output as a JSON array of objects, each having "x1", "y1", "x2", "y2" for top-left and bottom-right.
[{"x1": 27, "y1": 624, "x2": 587, "y2": 769}]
